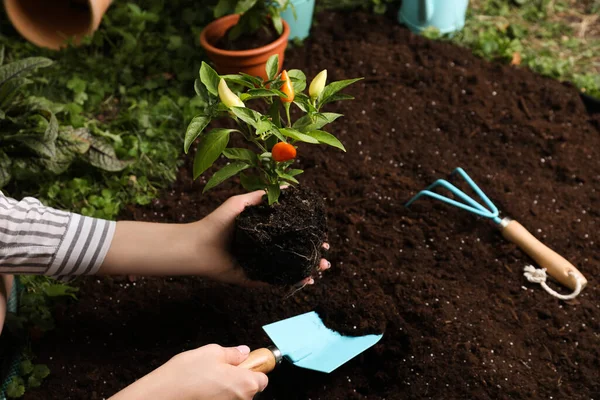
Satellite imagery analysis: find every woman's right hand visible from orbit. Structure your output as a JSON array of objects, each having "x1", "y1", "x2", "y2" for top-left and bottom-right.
[{"x1": 110, "y1": 344, "x2": 268, "y2": 400}]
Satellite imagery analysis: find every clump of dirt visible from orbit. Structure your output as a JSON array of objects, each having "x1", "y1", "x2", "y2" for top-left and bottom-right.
[{"x1": 233, "y1": 186, "x2": 327, "y2": 285}]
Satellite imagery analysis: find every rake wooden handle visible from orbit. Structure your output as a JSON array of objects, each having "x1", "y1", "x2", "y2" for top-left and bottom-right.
[
  {"x1": 238, "y1": 347, "x2": 280, "y2": 374},
  {"x1": 501, "y1": 219, "x2": 588, "y2": 291}
]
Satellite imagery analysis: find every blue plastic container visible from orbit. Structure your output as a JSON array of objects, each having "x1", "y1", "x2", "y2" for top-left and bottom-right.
[
  {"x1": 281, "y1": 0, "x2": 315, "y2": 41},
  {"x1": 398, "y1": 0, "x2": 469, "y2": 35}
]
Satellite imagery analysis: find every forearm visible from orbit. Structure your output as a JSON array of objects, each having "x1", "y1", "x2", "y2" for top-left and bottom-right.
[{"x1": 98, "y1": 221, "x2": 207, "y2": 276}]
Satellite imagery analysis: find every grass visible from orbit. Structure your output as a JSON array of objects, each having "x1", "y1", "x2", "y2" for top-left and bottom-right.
[{"x1": 440, "y1": 0, "x2": 600, "y2": 97}]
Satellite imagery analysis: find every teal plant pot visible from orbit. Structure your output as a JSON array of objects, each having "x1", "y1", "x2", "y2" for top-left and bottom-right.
[
  {"x1": 281, "y1": 0, "x2": 315, "y2": 41},
  {"x1": 398, "y1": 0, "x2": 469, "y2": 35}
]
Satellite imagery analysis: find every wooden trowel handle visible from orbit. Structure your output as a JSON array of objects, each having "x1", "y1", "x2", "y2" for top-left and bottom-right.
[
  {"x1": 238, "y1": 347, "x2": 281, "y2": 374},
  {"x1": 501, "y1": 219, "x2": 588, "y2": 291}
]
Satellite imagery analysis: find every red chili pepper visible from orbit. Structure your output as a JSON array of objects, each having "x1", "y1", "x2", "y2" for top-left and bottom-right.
[
  {"x1": 280, "y1": 70, "x2": 295, "y2": 103},
  {"x1": 272, "y1": 142, "x2": 296, "y2": 162}
]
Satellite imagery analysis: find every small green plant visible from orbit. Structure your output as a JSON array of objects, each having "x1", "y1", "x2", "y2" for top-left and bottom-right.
[
  {"x1": 0, "y1": 50, "x2": 130, "y2": 189},
  {"x1": 214, "y1": 0, "x2": 291, "y2": 41},
  {"x1": 6, "y1": 360, "x2": 50, "y2": 398},
  {"x1": 185, "y1": 55, "x2": 361, "y2": 204}
]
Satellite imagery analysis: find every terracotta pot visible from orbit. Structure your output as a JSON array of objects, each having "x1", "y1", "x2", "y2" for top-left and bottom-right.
[
  {"x1": 3, "y1": 0, "x2": 112, "y2": 50},
  {"x1": 200, "y1": 14, "x2": 290, "y2": 80}
]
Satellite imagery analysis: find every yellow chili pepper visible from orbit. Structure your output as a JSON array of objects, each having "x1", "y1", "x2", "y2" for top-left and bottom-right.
[
  {"x1": 280, "y1": 70, "x2": 295, "y2": 103},
  {"x1": 309, "y1": 69, "x2": 327, "y2": 99},
  {"x1": 218, "y1": 79, "x2": 244, "y2": 108}
]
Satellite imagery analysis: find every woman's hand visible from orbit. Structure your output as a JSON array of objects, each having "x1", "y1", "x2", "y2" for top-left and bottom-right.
[
  {"x1": 102, "y1": 191, "x2": 331, "y2": 286},
  {"x1": 191, "y1": 190, "x2": 331, "y2": 286},
  {"x1": 110, "y1": 344, "x2": 267, "y2": 400}
]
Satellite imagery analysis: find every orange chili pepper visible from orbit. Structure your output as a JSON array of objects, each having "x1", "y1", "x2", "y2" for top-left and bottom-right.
[
  {"x1": 272, "y1": 142, "x2": 296, "y2": 162},
  {"x1": 280, "y1": 70, "x2": 295, "y2": 103}
]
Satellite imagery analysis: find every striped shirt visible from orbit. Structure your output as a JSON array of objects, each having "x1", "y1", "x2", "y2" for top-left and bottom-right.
[{"x1": 0, "y1": 191, "x2": 115, "y2": 278}]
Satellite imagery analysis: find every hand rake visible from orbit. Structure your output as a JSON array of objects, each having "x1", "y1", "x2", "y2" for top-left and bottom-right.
[{"x1": 406, "y1": 168, "x2": 587, "y2": 293}]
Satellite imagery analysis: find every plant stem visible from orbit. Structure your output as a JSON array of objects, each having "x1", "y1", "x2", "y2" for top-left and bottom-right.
[{"x1": 284, "y1": 102, "x2": 292, "y2": 128}]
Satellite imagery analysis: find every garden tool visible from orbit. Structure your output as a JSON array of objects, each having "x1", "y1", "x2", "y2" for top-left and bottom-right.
[
  {"x1": 406, "y1": 167, "x2": 587, "y2": 297},
  {"x1": 239, "y1": 311, "x2": 383, "y2": 373}
]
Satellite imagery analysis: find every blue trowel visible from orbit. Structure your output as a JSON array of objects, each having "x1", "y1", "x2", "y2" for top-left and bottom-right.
[{"x1": 239, "y1": 311, "x2": 383, "y2": 374}]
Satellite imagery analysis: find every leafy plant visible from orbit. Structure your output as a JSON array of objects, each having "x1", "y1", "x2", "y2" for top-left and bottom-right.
[
  {"x1": 185, "y1": 55, "x2": 361, "y2": 204},
  {"x1": 214, "y1": 0, "x2": 291, "y2": 41},
  {"x1": 0, "y1": 52, "x2": 130, "y2": 188},
  {"x1": 6, "y1": 360, "x2": 50, "y2": 398}
]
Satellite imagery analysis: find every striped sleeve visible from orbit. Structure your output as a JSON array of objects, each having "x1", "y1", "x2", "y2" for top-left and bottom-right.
[{"x1": 0, "y1": 191, "x2": 115, "y2": 277}]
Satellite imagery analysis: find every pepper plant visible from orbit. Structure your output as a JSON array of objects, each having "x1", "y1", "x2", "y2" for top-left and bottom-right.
[
  {"x1": 185, "y1": 55, "x2": 361, "y2": 204},
  {"x1": 214, "y1": 0, "x2": 291, "y2": 41}
]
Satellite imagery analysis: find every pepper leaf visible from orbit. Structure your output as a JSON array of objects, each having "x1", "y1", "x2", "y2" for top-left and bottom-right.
[
  {"x1": 235, "y1": 0, "x2": 258, "y2": 14},
  {"x1": 223, "y1": 148, "x2": 257, "y2": 164},
  {"x1": 320, "y1": 78, "x2": 363, "y2": 106},
  {"x1": 194, "y1": 79, "x2": 210, "y2": 103},
  {"x1": 214, "y1": 0, "x2": 237, "y2": 17},
  {"x1": 239, "y1": 73, "x2": 263, "y2": 86},
  {"x1": 221, "y1": 74, "x2": 256, "y2": 89},
  {"x1": 306, "y1": 130, "x2": 346, "y2": 151},
  {"x1": 204, "y1": 161, "x2": 250, "y2": 192},
  {"x1": 276, "y1": 170, "x2": 299, "y2": 184},
  {"x1": 230, "y1": 107, "x2": 263, "y2": 128},
  {"x1": 193, "y1": 128, "x2": 233, "y2": 179},
  {"x1": 240, "y1": 173, "x2": 266, "y2": 191},
  {"x1": 293, "y1": 112, "x2": 343, "y2": 132},
  {"x1": 184, "y1": 115, "x2": 211, "y2": 153},
  {"x1": 287, "y1": 69, "x2": 306, "y2": 93},
  {"x1": 240, "y1": 89, "x2": 282, "y2": 101},
  {"x1": 266, "y1": 55, "x2": 279, "y2": 81},
  {"x1": 267, "y1": 184, "x2": 281, "y2": 205},
  {"x1": 287, "y1": 168, "x2": 304, "y2": 176},
  {"x1": 200, "y1": 62, "x2": 221, "y2": 97},
  {"x1": 280, "y1": 128, "x2": 319, "y2": 144}
]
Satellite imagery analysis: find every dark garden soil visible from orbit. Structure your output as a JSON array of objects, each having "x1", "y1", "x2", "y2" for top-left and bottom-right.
[
  {"x1": 233, "y1": 186, "x2": 327, "y2": 285},
  {"x1": 215, "y1": 25, "x2": 280, "y2": 51},
  {"x1": 26, "y1": 11, "x2": 599, "y2": 400}
]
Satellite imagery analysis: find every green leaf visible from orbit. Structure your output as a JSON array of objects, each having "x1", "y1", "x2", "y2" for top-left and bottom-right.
[
  {"x1": 43, "y1": 283, "x2": 78, "y2": 298},
  {"x1": 20, "y1": 360, "x2": 34, "y2": 375},
  {"x1": 71, "y1": 130, "x2": 132, "y2": 172},
  {"x1": 193, "y1": 128, "x2": 233, "y2": 179},
  {"x1": 266, "y1": 55, "x2": 279, "y2": 80},
  {"x1": 230, "y1": 107, "x2": 262, "y2": 128},
  {"x1": 223, "y1": 148, "x2": 257, "y2": 164},
  {"x1": 239, "y1": 72, "x2": 263, "y2": 86},
  {"x1": 272, "y1": 13, "x2": 283, "y2": 34},
  {"x1": 235, "y1": 0, "x2": 258, "y2": 14},
  {"x1": 6, "y1": 377, "x2": 25, "y2": 398},
  {"x1": 326, "y1": 93, "x2": 355, "y2": 102},
  {"x1": 32, "y1": 364, "x2": 50, "y2": 379},
  {"x1": 0, "y1": 57, "x2": 53, "y2": 88},
  {"x1": 184, "y1": 115, "x2": 210, "y2": 153},
  {"x1": 267, "y1": 184, "x2": 281, "y2": 205},
  {"x1": 287, "y1": 69, "x2": 306, "y2": 92},
  {"x1": 293, "y1": 112, "x2": 343, "y2": 131},
  {"x1": 28, "y1": 376, "x2": 42, "y2": 388},
  {"x1": 42, "y1": 112, "x2": 58, "y2": 142},
  {"x1": 194, "y1": 79, "x2": 210, "y2": 103},
  {"x1": 214, "y1": 0, "x2": 237, "y2": 17},
  {"x1": 200, "y1": 62, "x2": 221, "y2": 97},
  {"x1": 280, "y1": 128, "x2": 319, "y2": 143},
  {"x1": 0, "y1": 150, "x2": 11, "y2": 187},
  {"x1": 21, "y1": 136, "x2": 57, "y2": 159},
  {"x1": 240, "y1": 173, "x2": 266, "y2": 191},
  {"x1": 320, "y1": 78, "x2": 363, "y2": 105},
  {"x1": 276, "y1": 170, "x2": 299, "y2": 184},
  {"x1": 221, "y1": 74, "x2": 256, "y2": 89},
  {"x1": 288, "y1": 168, "x2": 303, "y2": 176},
  {"x1": 306, "y1": 130, "x2": 346, "y2": 151},
  {"x1": 240, "y1": 88, "x2": 281, "y2": 101},
  {"x1": 204, "y1": 161, "x2": 250, "y2": 192}
]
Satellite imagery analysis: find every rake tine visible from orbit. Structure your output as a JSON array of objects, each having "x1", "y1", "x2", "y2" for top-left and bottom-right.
[
  {"x1": 423, "y1": 179, "x2": 490, "y2": 214},
  {"x1": 406, "y1": 190, "x2": 497, "y2": 219},
  {"x1": 452, "y1": 168, "x2": 499, "y2": 215}
]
